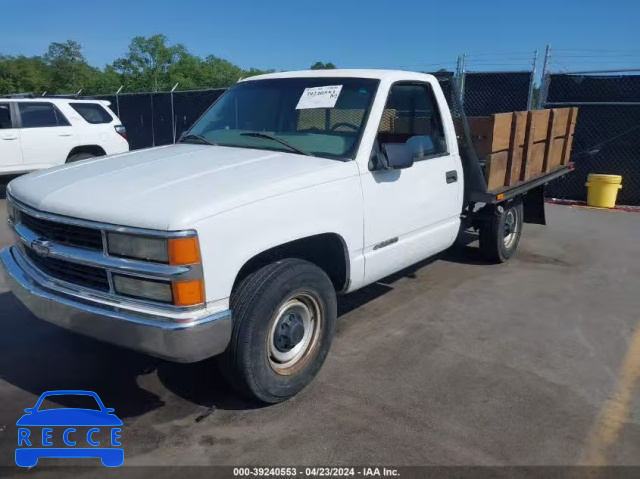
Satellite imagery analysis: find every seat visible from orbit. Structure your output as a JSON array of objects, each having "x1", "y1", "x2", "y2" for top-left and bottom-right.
[{"x1": 377, "y1": 108, "x2": 438, "y2": 159}]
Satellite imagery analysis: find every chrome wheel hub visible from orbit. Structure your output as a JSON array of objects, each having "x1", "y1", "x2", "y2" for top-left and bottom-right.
[
  {"x1": 503, "y1": 207, "x2": 520, "y2": 249},
  {"x1": 268, "y1": 292, "x2": 323, "y2": 375}
]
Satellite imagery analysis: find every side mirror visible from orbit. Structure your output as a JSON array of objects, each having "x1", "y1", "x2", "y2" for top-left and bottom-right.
[
  {"x1": 381, "y1": 143, "x2": 414, "y2": 170},
  {"x1": 24, "y1": 408, "x2": 33, "y2": 414}
]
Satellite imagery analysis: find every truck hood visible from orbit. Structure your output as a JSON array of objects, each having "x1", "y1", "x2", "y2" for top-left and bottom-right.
[{"x1": 8, "y1": 144, "x2": 357, "y2": 230}]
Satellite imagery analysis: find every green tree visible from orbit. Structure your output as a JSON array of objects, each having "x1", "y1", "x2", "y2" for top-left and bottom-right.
[
  {"x1": 168, "y1": 56, "x2": 275, "y2": 90},
  {"x1": 84, "y1": 65, "x2": 122, "y2": 95},
  {"x1": 166, "y1": 54, "x2": 206, "y2": 90},
  {"x1": 113, "y1": 34, "x2": 188, "y2": 91},
  {"x1": 242, "y1": 67, "x2": 276, "y2": 79},
  {"x1": 44, "y1": 40, "x2": 98, "y2": 93},
  {"x1": 0, "y1": 55, "x2": 51, "y2": 94},
  {"x1": 310, "y1": 61, "x2": 336, "y2": 70},
  {"x1": 201, "y1": 56, "x2": 244, "y2": 88},
  {"x1": 0, "y1": 34, "x2": 283, "y2": 95}
]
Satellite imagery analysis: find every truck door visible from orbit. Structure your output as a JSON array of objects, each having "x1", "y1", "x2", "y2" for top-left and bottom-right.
[
  {"x1": 0, "y1": 102, "x2": 23, "y2": 172},
  {"x1": 360, "y1": 81, "x2": 462, "y2": 284}
]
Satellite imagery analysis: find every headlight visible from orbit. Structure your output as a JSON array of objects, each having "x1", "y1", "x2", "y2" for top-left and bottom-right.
[
  {"x1": 7, "y1": 201, "x2": 21, "y2": 224},
  {"x1": 107, "y1": 233, "x2": 200, "y2": 265},
  {"x1": 107, "y1": 233, "x2": 168, "y2": 262},
  {"x1": 113, "y1": 275, "x2": 173, "y2": 303},
  {"x1": 108, "y1": 233, "x2": 203, "y2": 306},
  {"x1": 112, "y1": 274, "x2": 204, "y2": 306}
]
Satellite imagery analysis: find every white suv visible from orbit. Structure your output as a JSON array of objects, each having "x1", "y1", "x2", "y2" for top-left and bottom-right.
[{"x1": 0, "y1": 98, "x2": 129, "y2": 174}]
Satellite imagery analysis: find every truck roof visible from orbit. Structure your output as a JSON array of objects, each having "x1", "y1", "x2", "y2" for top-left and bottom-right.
[{"x1": 241, "y1": 69, "x2": 439, "y2": 83}]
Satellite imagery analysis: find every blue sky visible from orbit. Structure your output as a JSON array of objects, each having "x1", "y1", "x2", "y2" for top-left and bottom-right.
[{"x1": 2, "y1": 0, "x2": 638, "y2": 72}]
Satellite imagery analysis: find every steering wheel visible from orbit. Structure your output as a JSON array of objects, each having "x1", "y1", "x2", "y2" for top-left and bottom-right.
[{"x1": 330, "y1": 122, "x2": 359, "y2": 132}]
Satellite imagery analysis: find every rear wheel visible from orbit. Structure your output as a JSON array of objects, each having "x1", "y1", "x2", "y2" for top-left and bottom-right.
[
  {"x1": 479, "y1": 200, "x2": 523, "y2": 263},
  {"x1": 66, "y1": 152, "x2": 95, "y2": 163},
  {"x1": 220, "y1": 258, "x2": 337, "y2": 403}
]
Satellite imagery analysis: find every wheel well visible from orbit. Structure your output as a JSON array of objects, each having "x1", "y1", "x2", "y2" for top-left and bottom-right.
[
  {"x1": 67, "y1": 145, "x2": 106, "y2": 159},
  {"x1": 233, "y1": 233, "x2": 350, "y2": 293}
]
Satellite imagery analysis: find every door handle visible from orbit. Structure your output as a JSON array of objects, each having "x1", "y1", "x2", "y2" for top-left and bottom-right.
[
  {"x1": 446, "y1": 170, "x2": 458, "y2": 183},
  {"x1": 58, "y1": 133, "x2": 73, "y2": 137},
  {"x1": 1, "y1": 135, "x2": 18, "y2": 140}
]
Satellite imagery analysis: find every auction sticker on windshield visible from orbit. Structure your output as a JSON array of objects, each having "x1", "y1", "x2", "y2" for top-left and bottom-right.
[{"x1": 296, "y1": 85, "x2": 343, "y2": 109}]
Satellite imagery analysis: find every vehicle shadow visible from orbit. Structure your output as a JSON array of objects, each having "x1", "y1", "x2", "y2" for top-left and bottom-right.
[
  {"x1": 0, "y1": 291, "x2": 165, "y2": 419},
  {"x1": 0, "y1": 232, "x2": 491, "y2": 419},
  {"x1": 440, "y1": 229, "x2": 494, "y2": 266},
  {"x1": 0, "y1": 287, "x2": 266, "y2": 417}
]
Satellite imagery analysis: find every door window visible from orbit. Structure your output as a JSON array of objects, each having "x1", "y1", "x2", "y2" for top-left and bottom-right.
[
  {"x1": 18, "y1": 102, "x2": 71, "y2": 128},
  {"x1": 0, "y1": 103, "x2": 12, "y2": 129},
  {"x1": 377, "y1": 83, "x2": 447, "y2": 159}
]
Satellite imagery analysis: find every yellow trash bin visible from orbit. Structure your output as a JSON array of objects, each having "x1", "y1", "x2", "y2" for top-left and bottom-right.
[{"x1": 585, "y1": 174, "x2": 623, "y2": 208}]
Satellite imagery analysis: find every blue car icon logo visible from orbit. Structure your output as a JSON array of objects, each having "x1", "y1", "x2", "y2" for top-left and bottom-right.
[{"x1": 16, "y1": 390, "x2": 123, "y2": 467}]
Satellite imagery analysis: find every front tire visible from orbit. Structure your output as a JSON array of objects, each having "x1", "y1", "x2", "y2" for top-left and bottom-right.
[
  {"x1": 220, "y1": 259, "x2": 337, "y2": 403},
  {"x1": 479, "y1": 200, "x2": 523, "y2": 263}
]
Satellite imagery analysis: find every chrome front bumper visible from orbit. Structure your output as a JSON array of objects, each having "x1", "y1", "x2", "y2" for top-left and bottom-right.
[{"x1": 0, "y1": 246, "x2": 232, "y2": 363}]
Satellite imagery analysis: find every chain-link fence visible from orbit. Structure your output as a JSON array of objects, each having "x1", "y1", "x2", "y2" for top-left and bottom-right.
[
  {"x1": 460, "y1": 71, "x2": 534, "y2": 116},
  {"x1": 12, "y1": 46, "x2": 634, "y2": 205},
  {"x1": 86, "y1": 70, "x2": 639, "y2": 205},
  {"x1": 87, "y1": 70, "x2": 533, "y2": 151},
  {"x1": 89, "y1": 89, "x2": 226, "y2": 150},
  {"x1": 542, "y1": 71, "x2": 640, "y2": 205}
]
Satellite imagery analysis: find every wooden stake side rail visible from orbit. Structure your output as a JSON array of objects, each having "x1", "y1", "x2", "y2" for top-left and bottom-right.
[
  {"x1": 466, "y1": 164, "x2": 573, "y2": 204},
  {"x1": 466, "y1": 107, "x2": 578, "y2": 191}
]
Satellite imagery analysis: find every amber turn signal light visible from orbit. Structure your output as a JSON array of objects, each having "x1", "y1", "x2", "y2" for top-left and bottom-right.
[
  {"x1": 172, "y1": 279, "x2": 205, "y2": 306},
  {"x1": 168, "y1": 237, "x2": 201, "y2": 265}
]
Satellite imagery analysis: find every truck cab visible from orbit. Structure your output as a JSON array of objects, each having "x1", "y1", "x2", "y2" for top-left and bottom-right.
[{"x1": 1, "y1": 70, "x2": 554, "y2": 403}]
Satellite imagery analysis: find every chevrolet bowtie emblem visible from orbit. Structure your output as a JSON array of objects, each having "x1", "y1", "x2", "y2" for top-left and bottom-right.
[{"x1": 30, "y1": 239, "x2": 51, "y2": 258}]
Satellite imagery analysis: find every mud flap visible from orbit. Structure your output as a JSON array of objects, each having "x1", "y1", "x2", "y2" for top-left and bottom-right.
[{"x1": 523, "y1": 185, "x2": 546, "y2": 225}]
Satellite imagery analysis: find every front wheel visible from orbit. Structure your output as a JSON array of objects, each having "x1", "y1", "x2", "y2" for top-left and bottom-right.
[
  {"x1": 220, "y1": 258, "x2": 337, "y2": 403},
  {"x1": 479, "y1": 200, "x2": 523, "y2": 263}
]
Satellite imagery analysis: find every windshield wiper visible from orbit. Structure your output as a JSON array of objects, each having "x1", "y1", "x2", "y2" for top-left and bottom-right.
[
  {"x1": 179, "y1": 134, "x2": 217, "y2": 146},
  {"x1": 240, "y1": 132, "x2": 314, "y2": 157}
]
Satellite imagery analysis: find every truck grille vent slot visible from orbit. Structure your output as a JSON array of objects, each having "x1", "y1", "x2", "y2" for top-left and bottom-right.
[
  {"x1": 21, "y1": 213, "x2": 103, "y2": 250},
  {"x1": 24, "y1": 247, "x2": 110, "y2": 292}
]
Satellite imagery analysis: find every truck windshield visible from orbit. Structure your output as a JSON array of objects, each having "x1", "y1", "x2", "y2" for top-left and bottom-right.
[{"x1": 185, "y1": 77, "x2": 380, "y2": 160}]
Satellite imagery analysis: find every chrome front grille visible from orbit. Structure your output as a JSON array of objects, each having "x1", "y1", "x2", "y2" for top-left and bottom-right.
[
  {"x1": 7, "y1": 194, "x2": 200, "y2": 311},
  {"x1": 24, "y1": 247, "x2": 110, "y2": 292},
  {"x1": 20, "y1": 212, "x2": 103, "y2": 250}
]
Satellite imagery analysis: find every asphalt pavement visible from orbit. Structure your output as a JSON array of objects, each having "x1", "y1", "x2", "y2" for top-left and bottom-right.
[{"x1": 0, "y1": 181, "x2": 638, "y2": 471}]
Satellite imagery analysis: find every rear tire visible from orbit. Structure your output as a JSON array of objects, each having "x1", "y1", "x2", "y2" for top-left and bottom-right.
[
  {"x1": 66, "y1": 152, "x2": 95, "y2": 163},
  {"x1": 220, "y1": 258, "x2": 337, "y2": 403},
  {"x1": 479, "y1": 200, "x2": 523, "y2": 263}
]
